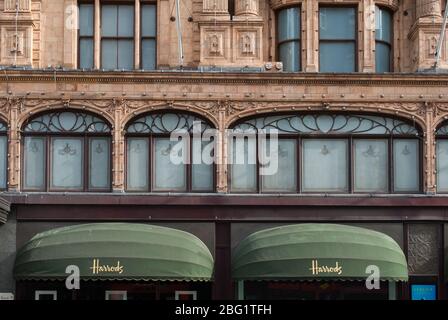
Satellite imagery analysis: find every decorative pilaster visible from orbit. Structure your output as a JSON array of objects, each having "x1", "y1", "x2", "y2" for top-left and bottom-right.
[
  {"x1": 304, "y1": 0, "x2": 319, "y2": 72},
  {"x1": 424, "y1": 102, "x2": 436, "y2": 193},
  {"x1": 8, "y1": 98, "x2": 20, "y2": 191},
  {"x1": 361, "y1": 0, "x2": 375, "y2": 72},
  {"x1": 134, "y1": 0, "x2": 141, "y2": 69},
  {"x1": 216, "y1": 101, "x2": 228, "y2": 193},
  {"x1": 113, "y1": 100, "x2": 124, "y2": 192},
  {"x1": 408, "y1": 0, "x2": 446, "y2": 71}
]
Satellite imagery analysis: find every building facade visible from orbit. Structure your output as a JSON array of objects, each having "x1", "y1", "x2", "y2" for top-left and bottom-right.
[{"x1": 1, "y1": 0, "x2": 448, "y2": 300}]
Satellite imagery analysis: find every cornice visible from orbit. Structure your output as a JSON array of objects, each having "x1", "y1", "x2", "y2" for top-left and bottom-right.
[{"x1": 2, "y1": 70, "x2": 448, "y2": 86}]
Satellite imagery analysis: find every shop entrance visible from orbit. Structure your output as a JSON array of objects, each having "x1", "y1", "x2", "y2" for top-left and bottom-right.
[
  {"x1": 244, "y1": 281, "x2": 389, "y2": 300},
  {"x1": 16, "y1": 281, "x2": 212, "y2": 301}
]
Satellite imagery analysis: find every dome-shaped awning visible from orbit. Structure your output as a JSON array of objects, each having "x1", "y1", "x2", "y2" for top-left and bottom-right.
[
  {"x1": 232, "y1": 224, "x2": 408, "y2": 282},
  {"x1": 14, "y1": 223, "x2": 214, "y2": 281}
]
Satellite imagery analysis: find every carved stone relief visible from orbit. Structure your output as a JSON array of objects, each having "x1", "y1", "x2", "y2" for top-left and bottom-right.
[{"x1": 408, "y1": 224, "x2": 440, "y2": 275}]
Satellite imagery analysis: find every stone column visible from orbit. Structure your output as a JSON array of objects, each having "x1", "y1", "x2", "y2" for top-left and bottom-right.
[
  {"x1": 235, "y1": 0, "x2": 259, "y2": 16},
  {"x1": 113, "y1": 100, "x2": 124, "y2": 192},
  {"x1": 416, "y1": 0, "x2": 441, "y2": 19},
  {"x1": 217, "y1": 102, "x2": 227, "y2": 193},
  {"x1": 8, "y1": 98, "x2": 20, "y2": 191},
  {"x1": 134, "y1": 0, "x2": 140, "y2": 69},
  {"x1": 203, "y1": 0, "x2": 228, "y2": 14},
  {"x1": 361, "y1": 0, "x2": 375, "y2": 72},
  {"x1": 304, "y1": 0, "x2": 318, "y2": 72},
  {"x1": 94, "y1": 0, "x2": 101, "y2": 69},
  {"x1": 424, "y1": 102, "x2": 436, "y2": 194}
]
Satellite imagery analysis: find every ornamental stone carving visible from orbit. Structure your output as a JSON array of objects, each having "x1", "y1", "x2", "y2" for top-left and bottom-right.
[
  {"x1": 235, "y1": 0, "x2": 259, "y2": 16},
  {"x1": 416, "y1": 0, "x2": 442, "y2": 19},
  {"x1": 408, "y1": 224, "x2": 440, "y2": 275},
  {"x1": 4, "y1": 0, "x2": 30, "y2": 11}
]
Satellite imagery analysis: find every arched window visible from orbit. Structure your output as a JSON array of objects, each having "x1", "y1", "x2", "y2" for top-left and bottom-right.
[
  {"x1": 125, "y1": 112, "x2": 215, "y2": 192},
  {"x1": 0, "y1": 121, "x2": 7, "y2": 190},
  {"x1": 436, "y1": 124, "x2": 448, "y2": 192},
  {"x1": 229, "y1": 114, "x2": 421, "y2": 194},
  {"x1": 22, "y1": 111, "x2": 112, "y2": 192}
]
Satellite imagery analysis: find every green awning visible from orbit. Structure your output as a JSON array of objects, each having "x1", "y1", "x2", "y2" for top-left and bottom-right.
[
  {"x1": 14, "y1": 223, "x2": 214, "y2": 281},
  {"x1": 232, "y1": 224, "x2": 408, "y2": 281}
]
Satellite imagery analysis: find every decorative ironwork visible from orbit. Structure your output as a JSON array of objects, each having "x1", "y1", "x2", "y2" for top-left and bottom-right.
[
  {"x1": 0, "y1": 121, "x2": 7, "y2": 132},
  {"x1": 126, "y1": 113, "x2": 212, "y2": 134},
  {"x1": 23, "y1": 111, "x2": 111, "y2": 133},
  {"x1": 408, "y1": 224, "x2": 440, "y2": 275},
  {"x1": 232, "y1": 114, "x2": 420, "y2": 135},
  {"x1": 436, "y1": 124, "x2": 448, "y2": 136}
]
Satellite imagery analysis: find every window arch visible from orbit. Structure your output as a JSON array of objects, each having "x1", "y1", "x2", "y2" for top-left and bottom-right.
[
  {"x1": 125, "y1": 112, "x2": 215, "y2": 192},
  {"x1": 229, "y1": 113, "x2": 422, "y2": 194},
  {"x1": 22, "y1": 110, "x2": 112, "y2": 192},
  {"x1": 435, "y1": 123, "x2": 448, "y2": 192},
  {"x1": 0, "y1": 121, "x2": 7, "y2": 190}
]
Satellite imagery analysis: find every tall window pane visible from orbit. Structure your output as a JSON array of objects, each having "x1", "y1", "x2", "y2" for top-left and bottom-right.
[
  {"x1": 141, "y1": 5, "x2": 157, "y2": 70},
  {"x1": 101, "y1": 4, "x2": 134, "y2": 69},
  {"x1": 354, "y1": 139, "x2": 388, "y2": 192},
  {"x1": 302, "y1": 139, "x2": 348, "y2": 192},
  {"x1": 23, "y1": 137, "x2": 46, "y2": 190},
  {"x1": 230, "y1": 136, "x2": 257, "y2": 192},
  {"x1": 0, "y1": 136, "x2": 7, "y2": 189},
  {"x1": 89, "y1": 138, "x2": 110, "y2": 190},
  {"x1": 261, "y1": 139, "x2": 297, "y2": 192},
  {"x1": 393, "y1": 139, "x2": 419, "y2": 192},
  {"x1": 79, "y1": 4, "x2": 94, "y2": 68},
  {"x1": 153, "y1": 138, "x2": 187, "y2": 191},
  {"x1": 375, "y1": 6, "x2": 392, "y2": 72},
  {"x1": 319, "y1": 7, "x2": 356, "y2": 72},
  {"x1": 437, "y1": 140, "x2": 448, "y2": 192},
  {"x1": 126, "y1": 138, "x2": 149, "y2": 191},
  {"x1": 277, "y1": 7, "x2": 300, "y2": 72},
  {"x1": 51, "y1": 138, "x2": 83, "y2": 189},
  {"x1": 192, "y1": 139, "x2": 214, "y2": 191}
]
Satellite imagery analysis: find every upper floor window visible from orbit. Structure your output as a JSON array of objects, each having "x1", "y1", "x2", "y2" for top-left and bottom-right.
[
  {"x1": 125, "y1": 112, "x2": 215, "y2": 192},
  {"x1": 78, "y1": 1, "x2": 157, "y2": 70},
  {"x1": 375, "y1": 6, "x2": 393, "y2": 72},
  {"x1": 22, "y1": 111, "x2": 112, "y2": 192},
  {"x1": 436, "y1": 124, "x2": 448, "y2": 192},
  {"x1": 277, "y1": 7, "x2": 301, "y2": 72},
  {"x1": 229, "y1": 114, "x2": 421, "y2": 194},
  {"x1": 0, "y1": 122, "x2": 7, "y2": 190},
  {"x1": 319, "y1": 7, "x2": 356, "y2": 72}
]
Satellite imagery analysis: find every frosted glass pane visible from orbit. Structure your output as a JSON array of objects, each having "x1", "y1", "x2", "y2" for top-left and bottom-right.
[
  {"x1": 118, "y1": 5, "x2": 134, "y2": 37},
  {"x1": 101, "y1": 5, "x2": 117, "y2": 37},
  {"x1": 279, "y1": 41, "x2": 300, "y2": 72},
  {"x1": 192, "y1": 139, "x2": 214, "y2": 191},
  {"x1": 118, "y1": 40, "x2": 134, "y2": 69},
  {"x1": 375, "y1": 6, "x2": 392, "y2": 43},
  {"x1": 230, "y1": 137, "x2": 257, "y2": 192},
  {"x1": 154, "y1": 138, "x2": 186, "y2": 191},
  {"x1": 142, "y1": 5, "x2": 157, "y2": 37},
  {"x1": 0, "y1": 136, "x2": 7, "y2": 189},
  {"x1": 437, "y1": 140, "x2": 448, "y2": 192},
  {"x1": 261, "y1": 139, "x2": 297, "y2": 192},
  {"x1": 393, "y1": 139, "x2": 419, "y2": 192},
  {"x1": 126, "y1": 138, "x2": 148, "y2": 191},
  {"x1": 102, "y1": 40, "x2": 117, "y2": 69},
  {"x1": 79, "y1": 4, "x2": 94, "y2": 36},
  {"x1": 142, "y1": 39, "x2": 156, "y2": 70},
  {"x1": 24, "y1": 137, "x2": 46, "y2": 190},
  {"x1": 89, "y1": 138, "x2": 110, "y2": 189},
  {"x1": 320, "y1": 7, "x2": 356, "y2": 39},
  {"x1": 302, "y1": 139, "x2": 348, "y2": 192},
  {"x1": 278, "y1": 7, "x2": 300, "y2": 42},
  {"x1": 354, "y1": 139, "x2": 388, "y2": 192},
  {"x1": 51, "y1": 138, "x2": 83, "y2": 189},
  {"x1": 320, "y1": 42, "x2": 355, "y2": 72},
  {"x1": 79, "y1": 39, "x2": 94, "y2": 69},
  {"x1": 375, "y1": 42, "x2": 391, "y2": 73}
]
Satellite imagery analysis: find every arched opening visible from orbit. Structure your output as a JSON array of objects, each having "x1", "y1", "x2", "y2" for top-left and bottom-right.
[
  {"x1": 124, "y1": 111, "x2": 216, "y2": 193},
  {"x1": 21, "y1": 110, "x2": 112, "y2": 192}
]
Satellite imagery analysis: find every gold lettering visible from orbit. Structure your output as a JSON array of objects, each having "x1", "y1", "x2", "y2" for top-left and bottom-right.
[
  {"x1": 90, "y1": 259, "x2": 125, "y2": 275},
  {"x1": 309, "y1": 260, "x2": 342, "y2": 275}
]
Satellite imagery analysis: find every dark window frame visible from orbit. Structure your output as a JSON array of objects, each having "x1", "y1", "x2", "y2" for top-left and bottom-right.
[
  {"x1": 228, "y1": 113, "x2": 423, "y2": 195},
  {"x1": 140, "y1": 2, "x2": 157, "y2": 70},
  {"x1": 78, "y1": 1, "x2": 95, "y2": 69},
  {"x1": 124, "y1": 112, "x2": 216, "y2": 193}
]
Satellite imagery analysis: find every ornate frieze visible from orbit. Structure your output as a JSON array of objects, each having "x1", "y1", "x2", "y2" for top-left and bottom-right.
[
  {"x1": 416, "y1": 0, "x2": 441, "y2": 19},
  {"x1": 4, "y1": 0, "x2": 30, "y2": 12}
]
